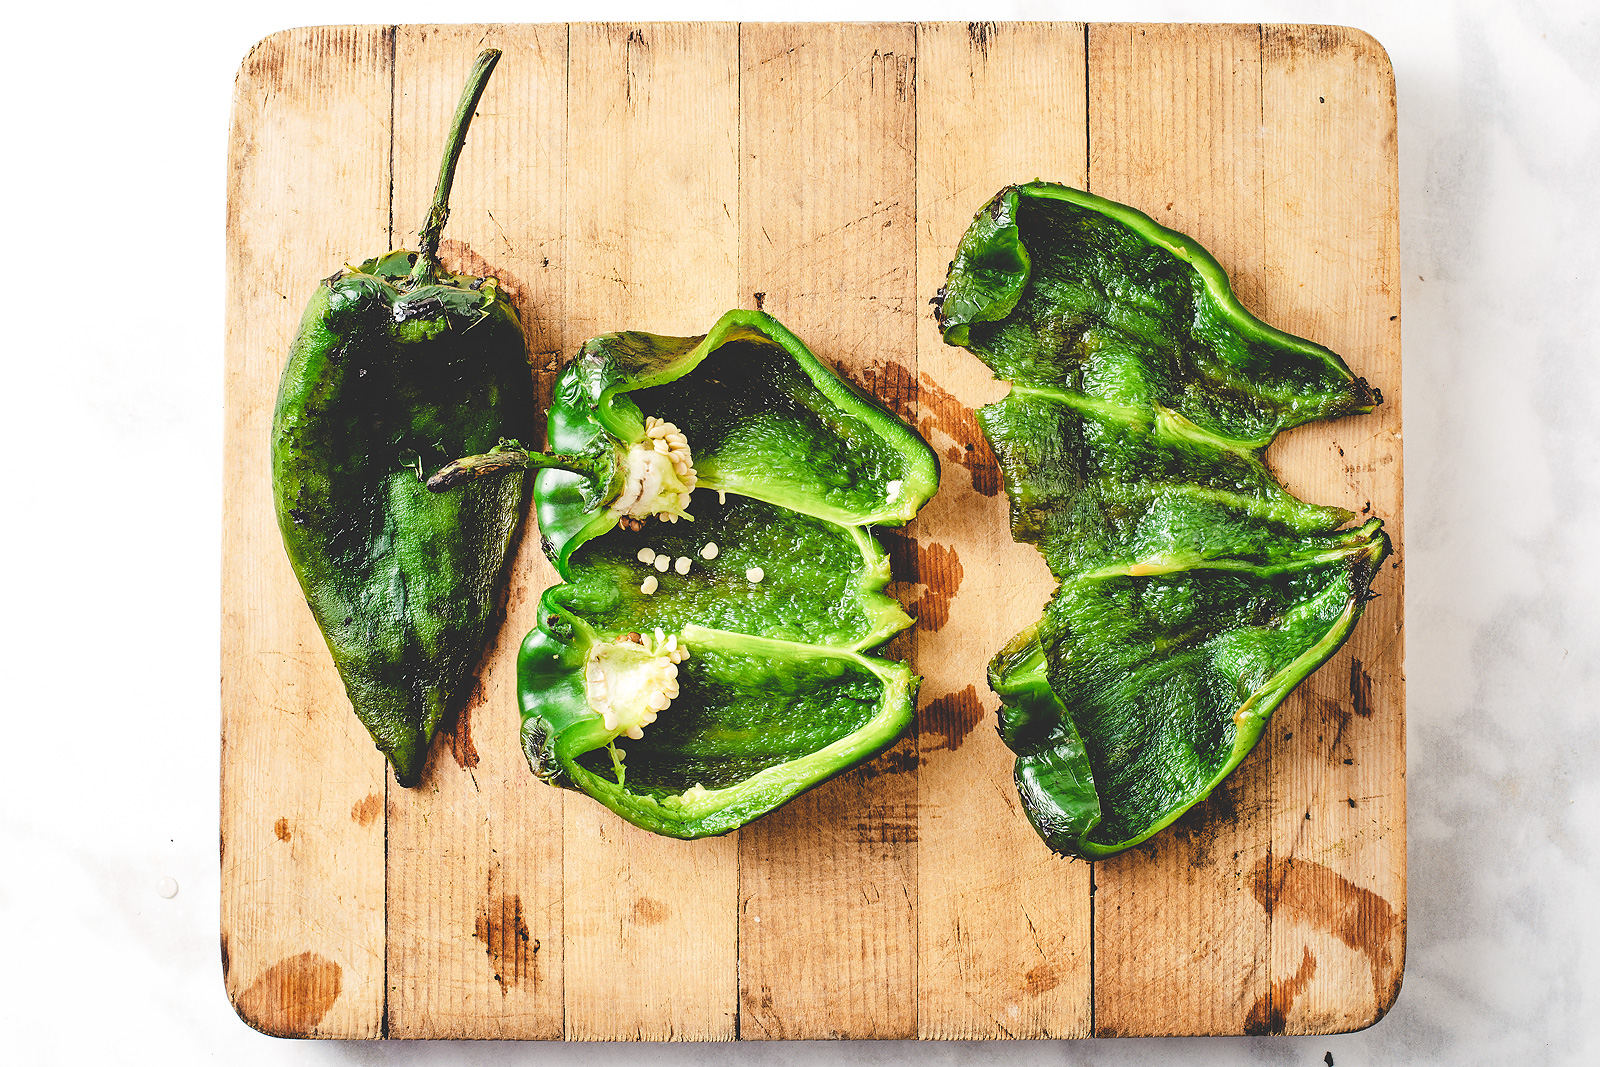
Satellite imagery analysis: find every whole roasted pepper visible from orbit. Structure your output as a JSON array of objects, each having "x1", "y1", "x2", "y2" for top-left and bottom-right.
[
  {"x1": 431, "y1": 310, "x2": 939, "y2": 837},
  {"x1": 937, "y1": 182, "x2": 1390, "y2": 858},
  {"x1": 272, "y1": 51, "x2": 533, "y2": 786}
]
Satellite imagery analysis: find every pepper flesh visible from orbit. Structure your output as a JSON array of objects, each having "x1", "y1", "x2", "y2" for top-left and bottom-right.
[
  {"x1": 938, "y1": 182, "x2": 1391, "y2": 858},
  {"x1": 272, "y1": 51, "x2": 532, "y2": 786},
  {"x1": 494, "y1": 310, "x2": 938, "y2": 837}
]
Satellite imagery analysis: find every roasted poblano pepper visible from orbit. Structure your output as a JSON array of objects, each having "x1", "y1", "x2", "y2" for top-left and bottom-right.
[
  {"x1": 937, "y1": 182, "x2": 1391, "y2": 858},
  {"x1": 272, "y1": 51, "x2": 533, "y2": 786},
  {"x1": 431, "y1": 310, "x2": 938, "y2": 837}
]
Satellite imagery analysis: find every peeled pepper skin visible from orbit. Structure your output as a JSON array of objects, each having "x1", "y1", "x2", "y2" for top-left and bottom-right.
[
  {"x1": 938, "y1": 182, "x2": 1391, "y2": 858},
  {"x1": 270, "y1": 51, "x2": 532, "y2": 786},
  {"x1": 514, "y1": 310, "x2": 940, "y2": 838}
]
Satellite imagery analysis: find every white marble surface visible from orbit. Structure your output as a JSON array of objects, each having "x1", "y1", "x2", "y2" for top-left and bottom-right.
[{"x1": 2, "y1": 0, "x2": 1593, "y2": 1061}]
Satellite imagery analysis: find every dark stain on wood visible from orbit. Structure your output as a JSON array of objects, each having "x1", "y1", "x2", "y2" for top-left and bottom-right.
[
  {"x1": 857, "y1": 745, "x2": 919, "y2": 779},
  {"x1": 846, "y1": 360, "x2": 918, "y2": 427},
  {"x1": 1244, "y1": 945, "x2": 1318, "y2": 1034},
  {"x1": 920, "y1": 684, "x2": 987, "y2": 752},
  {"x1": 475, "y1": 890, "x2": 537, "y2": 993},
  {"x1": 1166, "y1": 779, "x2": 1239, "y2": 870},
  {"x1": 437, "y1": 239, "x2": 526, "y2": 302},
  {"x1": 234, "y1": 952, "x2": 342, "y2": 1037},
  {"x1": 350, "y1": 792, "x2": 382, "y2": 827},
  {"x1": 855, "y1": 801, "x2": 918, "y2": 845},
  {"x1": 273, "y1": 817, "x2": 291, "y2": 842},
  {"x1": 632, "y1": 896, "x2": 670, "y2": 926},
  {"x1": 1349, "y1": 658, "x2": 1373, "y2": 718},
  {"x1": 919, "y1": 372, "x2": 1002, "y2": 496},
  {"x1": 1251, "y1": 855, "x2": 1401, "y2": 1009},
  {"x1": 968, "y1": 22, "x2": 996, "y2": 59},
  {"x1": 1023, "y1": 960, "x2": 1062, "y2": 995},
  {"x1": 913, "y1": 540, "x2": 964, "y2": 631},
  {"x1": 443, "y1": 696, "x2": 481, "y2": 771}
]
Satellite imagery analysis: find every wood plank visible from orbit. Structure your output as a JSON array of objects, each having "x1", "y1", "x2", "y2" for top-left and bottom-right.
[
  {"x1": 561, "y1": 22, "x2": 741, "y2": 1041},
  {"x1": 1086, "y1": 23, "x2": 1274, "y2": 1037},
  {"x1": 736, "y1": 22, "x2": 919, "y2": 1040},
  {"x1": 221, "y1": 24, "x2": 391, "y2": 1039},
  {"x1": 384, "y1": 24, "x2": 567, "y2": 1040},
  {"x1": 1259, "y1": 24, "x2": 1405, "y2": 1035},
  {"x1": 912, "y1": 21, "x2": 1093, "y2": 1040}
]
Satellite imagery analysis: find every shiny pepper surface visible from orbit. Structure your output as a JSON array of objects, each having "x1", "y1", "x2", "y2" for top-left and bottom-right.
[
  {"x1": 442, "y1": 310, "x2": 939, "y2": 837},
  {"x1": 272, "y1": 51, "x2": 532, "y2": 786},
  {"x1": 937, "y1": 183, "x2": 1390, "y2": 858}
]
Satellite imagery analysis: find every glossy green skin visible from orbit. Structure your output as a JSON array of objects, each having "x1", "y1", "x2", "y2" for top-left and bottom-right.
[
  {"x1": 939, "y1": 183, "x2": 1391, "y2": 858},
  {"x1": 518, "y1": 310, "x2": 939, "y2": 837},
  {"x1": 273, "y1": 250, "x2": 535, "y2": 786}
]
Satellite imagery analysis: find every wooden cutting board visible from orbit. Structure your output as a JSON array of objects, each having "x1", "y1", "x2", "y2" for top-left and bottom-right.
[{"x1": 222, "y1": 22, "x2": 1404, "y2": 1040}]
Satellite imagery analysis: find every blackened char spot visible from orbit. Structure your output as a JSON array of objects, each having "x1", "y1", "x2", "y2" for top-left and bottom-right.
[{"x1": 1349, "y1": 658, "x2": 1373, "y2": 718}]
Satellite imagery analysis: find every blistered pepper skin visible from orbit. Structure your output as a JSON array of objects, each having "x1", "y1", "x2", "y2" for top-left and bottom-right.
[
  {"x1": 271, "y1": 51, "x2": 532, "y2": 786},
  {"x1": 938, "y1": 183, "x2": 1390, "y2": 858},
  {"x1": 495, "y1": 310, "x2": 939, "y2": 838}
]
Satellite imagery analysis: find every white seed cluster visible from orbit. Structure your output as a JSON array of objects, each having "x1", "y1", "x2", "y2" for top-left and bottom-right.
[
  {"x1": 583, "y1": 629, "x2": 692, "y2": 740},
  {"x1": 645, "y1": 416, "x2": 697, "y2": 521}
]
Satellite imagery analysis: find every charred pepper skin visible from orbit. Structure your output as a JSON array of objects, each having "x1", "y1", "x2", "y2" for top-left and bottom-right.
[
  {"x1": 938, "y1": 182, "x2": 1391, "y2": 859},
  {"x1": 272, "y1": 51, "x2": 533, "y2": 786},
  {"x1": 439, "y1": 310, "x2": 939, "y2": 837}
]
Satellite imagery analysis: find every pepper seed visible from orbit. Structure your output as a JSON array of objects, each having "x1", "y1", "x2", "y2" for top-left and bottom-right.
[
  {"x1": 701, "y1": 542, "x2": 719, "y2": 560},
  {"x1": 654, "y1": 555, "x2": 671, "y2": 572},
  {"x1": 637, "y1": 547, "x2": 657, "y2": 564},
  {"x1": 640, "y1": 575, "x2": 659, "y2": 595},
  {"x1": 746, "y1": 567, "x2": 764, "y2": 584},
  {"x1": 675, "y1": 556, "x2": 692, "y2": 575}
]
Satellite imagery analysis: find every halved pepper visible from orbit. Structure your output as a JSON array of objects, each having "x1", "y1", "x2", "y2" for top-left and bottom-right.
[
  {"x1": 937, "y1": 182, "x2": 1390, "y2": 858},
  {"x1": 435, "y1": 310, "x2": 939, "y2": 837}
]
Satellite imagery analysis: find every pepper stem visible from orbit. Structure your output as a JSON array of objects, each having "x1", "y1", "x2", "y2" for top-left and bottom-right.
[
  {"x1": 409, "y1": 49, "x2": 502, "y2": 287},
  {"x1": 427, "y1": 440, "x2": 603, "y2": 492}
]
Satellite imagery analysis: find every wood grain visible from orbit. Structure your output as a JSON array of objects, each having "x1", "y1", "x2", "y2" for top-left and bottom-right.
[
  {"x1": 222, "y1": 22, "x2": 1404, "y2": 1039},
  {"x1": 1259, "y1": 24, "x2": 1405, "y2": 1035},
  {"x1": 384, "y1": 24, "x2": 566, "y2": 1040},
  {"x1": 222, "y1": 25, "x2": 391, "y2": 1039},
  {"x1": 1087, "y1": 23, "x2": 1275, "y2": 1037},
  {"x1": 561, "y1": 22, "x2": 741, "y2": 1042},
  {"x1": 912, "y1": 21, "x2": 1093, "y2": 1040},
  {"x1": 736, "y1": 23, "x2": 920, "y2": 1040}
]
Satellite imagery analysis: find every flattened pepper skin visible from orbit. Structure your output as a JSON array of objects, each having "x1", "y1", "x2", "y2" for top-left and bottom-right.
[
  {"x1": 938, "y1": 183, "x2": 1390, "y2": 858},
  {"x1": 484, "y1": 310, "x2": 938, "y2": 837},
  {"x1": 272, "y1": 51, "x2": 533, "y2": 786}
]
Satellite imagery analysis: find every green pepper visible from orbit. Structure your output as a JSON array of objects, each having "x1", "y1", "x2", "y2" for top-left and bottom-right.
[
  {"x1": 433, "y1": 310, "x2": 938, "y2": 837},
  {"x1": 937, "y1": 182, "x2": 1390, "y2": 858},
  {"x1": 272, "y1": 51, "x2": 532, "y2": 786}
]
